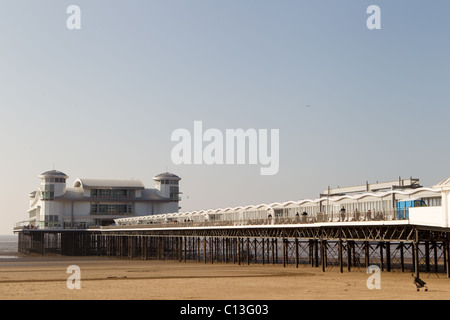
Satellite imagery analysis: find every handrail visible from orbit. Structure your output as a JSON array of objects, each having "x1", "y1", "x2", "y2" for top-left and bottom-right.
[{"x1": 105, "y1": 209, "x2": 410, "y2": 229}]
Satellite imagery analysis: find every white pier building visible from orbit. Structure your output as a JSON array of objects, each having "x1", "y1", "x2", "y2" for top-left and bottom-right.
[{"x1": 19, "y1": 170, "x2": 181, "y2": 229}]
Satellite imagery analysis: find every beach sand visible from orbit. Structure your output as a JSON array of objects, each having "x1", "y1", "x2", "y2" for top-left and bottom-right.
[{"x1": 1, "y1": 253, "x2": 450, "y2": 300}]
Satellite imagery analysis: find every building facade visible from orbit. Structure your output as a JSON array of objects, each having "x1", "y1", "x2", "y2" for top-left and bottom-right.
[
  {"x1": 115, "y1": 177, "x2": 443, "y2": 226},
  {"x1": 21, "y1": 170, "x2": 181, "y2": 229}
]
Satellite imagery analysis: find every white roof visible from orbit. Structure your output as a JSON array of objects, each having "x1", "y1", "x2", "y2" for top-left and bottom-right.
[
  {"x1": 74, "y1": 178, "x2": 145, "y2": 189},
  {"x1": 434, "y1": 177, "x2": 450, "y2": 190},
  {"x1": 114, "y1": 186, "x2": 442, "y2": 225}
]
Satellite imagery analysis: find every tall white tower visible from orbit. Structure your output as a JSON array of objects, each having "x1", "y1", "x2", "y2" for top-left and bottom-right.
[
  {"x1": 38, "y1": 170, "x2": 69, "y2": 199},
  {"x1": 37, "y1": 170, "x2": 68, "y2": 228},
  {"x1": 153, "y1": 172, "x2": 181, "y2": 201}
]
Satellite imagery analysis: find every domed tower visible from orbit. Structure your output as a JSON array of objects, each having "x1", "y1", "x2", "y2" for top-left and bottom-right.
[
  {"x1": 153, "y1": 172, "x2": 181, "y2": 201},
  {"x1": 38, "y1": 170, "x2": 69, "y2": 199}
]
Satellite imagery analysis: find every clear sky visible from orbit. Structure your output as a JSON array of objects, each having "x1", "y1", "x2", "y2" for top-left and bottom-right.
[{"x1": 0, "y1": 0, "x2": 449, "y2": 234}]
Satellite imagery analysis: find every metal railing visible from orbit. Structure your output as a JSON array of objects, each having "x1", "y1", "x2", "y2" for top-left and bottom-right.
[
  {"x1": 105, "y1": 209, "x2": 410, "y2": 230},
  {"x1": 14, "y1": 209, "x2": 411, "y2": 231}
]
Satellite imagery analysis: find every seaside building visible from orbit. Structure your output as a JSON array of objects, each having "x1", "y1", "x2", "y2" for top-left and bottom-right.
[
  {"x1": 20, "y1": 170, "x2": 181, "y2": 229},
  {"x1": 115, "y1": 177, "x2": 442, "y2": 226}
]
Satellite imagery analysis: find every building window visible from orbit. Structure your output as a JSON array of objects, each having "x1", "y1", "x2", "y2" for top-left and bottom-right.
[
  {"x1": 44, "y1": 215, "x2": 59, "y2": 227},
  {"x1": 41, "y1": 191, "x2": 55, "y2": 201},
  {"x1": 90, "y1": 189, "x2": 135, "y2": 199},
  {"x1": 90, "y1": 203, "x2": 133, "y2": 215},
  {"x1": 169, "y1": 186, "x2": 179, "y2": 200}
]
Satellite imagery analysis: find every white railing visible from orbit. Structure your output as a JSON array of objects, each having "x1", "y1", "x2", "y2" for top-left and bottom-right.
[{"x1": 106, "y1": 209, "x2": 410, "y2": 229}]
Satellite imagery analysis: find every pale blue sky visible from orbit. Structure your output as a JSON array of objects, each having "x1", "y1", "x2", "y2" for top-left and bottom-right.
[{"x1": 1, "y1": 0, "x2": 449, "y2": 233}]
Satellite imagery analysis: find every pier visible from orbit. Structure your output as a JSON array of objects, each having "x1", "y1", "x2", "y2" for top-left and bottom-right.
[
  {"x1": 16, "y1": 175, "x2": 450, "y2": 278},
  {"x1": 16, "y1": 221, "x2": 450, "y2": 278}
]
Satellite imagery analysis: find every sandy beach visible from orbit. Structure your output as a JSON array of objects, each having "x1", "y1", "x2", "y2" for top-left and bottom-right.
[{"x1": 1, "y1": 252, "x2": 449, "y2": 300}]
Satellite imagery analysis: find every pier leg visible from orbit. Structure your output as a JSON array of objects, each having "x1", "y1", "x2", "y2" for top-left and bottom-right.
[
  {"x1": 210, "y1": 237, "x2": 214, "y2": 264},
  {"x1": 400, "y1": 242, "x2": 405, "y2": 273},
  {"x1": 143, "y1": 236, "x2": 147, "y2": 260},
  {"x1": 184, "y1": 237, "x2": 187, "y2": 263},
  {"x1": 347, "y1": 241, "x2": 352, "y2": 272},
  {"x1": 254, "y1": 238, "x2": 257, "y2": 264},
  {"x1": 446, "y1": 241, "x2": 450, "y2": 278},
  {"x1": 414, "y1": 241, "x2": 420, "y2": 279},
  {"x1": 271, "y1": 239, "x2": 275, "y2": 265},
  {"x1": 204, "y1": 237, "x2": 207, "y2": 264},
  {"x1": 386, "y1": 242, "x2": 391, "y2": 272},
  {"x1": 262, "y1": 238, "x2": 265, "y2": 265},
  {"x1": 238, "y1": 238, "x2": 241, "y2": 265},
  {"x1": 314, "y1": 240, "x2": 319, "y2": 268},
  {"x1": 434, "y1": 242, "x2": 439, "y2": 273},
  {"x1": 365, "y1": 241, "x2": 370, "y2": 268},
  {"x1": 321, "y1": 240, "x2": 327, "y2": 272},
  {"x1": 379, "y1": 242, "x2": 384, "y2": 271},
  {"x1": 275, "y1": 239, "x2": 278, "y2": 264},
  {"x1": 247, "y1": 238, "x2": 250, "y2": 265}
]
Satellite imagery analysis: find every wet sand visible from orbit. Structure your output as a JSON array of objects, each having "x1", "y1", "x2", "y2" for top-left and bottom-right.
[{"x1": 0, "y1": 253, "x2": 449, "y2": 300}]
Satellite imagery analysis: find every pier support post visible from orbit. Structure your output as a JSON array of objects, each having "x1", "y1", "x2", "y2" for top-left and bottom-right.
[
  {"x1": 254, "y1": 238, "x2": 258, "y2": 264},
  {"x1": 338, "y1": 239, "x2": 343, "y2": 273},
  {"x1": 314, "y1": 240, "x2": 319, "y2": 268},
  {"x1": 414, "y1": 241, "x2": 420, "y2": 278},
  {"x1": 321, "y1": 239, "x2": 327, "y2": 272},
  {"x1": 386, "y1": 242, "x2": 391, "y2": 272},
  {"x1": 444, "y1": 240, "x2": 450, "y2": 278},
  {"x1": 365, "y1": 241, "x2": 370, "y2": 268},
  {"x1": 425, "y1": 241, "x2": 430, "y2": 272},
  {"x1": 413, "y1": 229, "x2": 420, "y2": 279},
  {"x1": 400, "y1": 242, "x2": 405, "y2": 273},
  {"x1": 347, "y1": 241, "x2": 352, "y2": 272},
  {"x1": 434, "y1": 242, "x2": 438, "y2": 274},
  {"x1": 203, "y1": 237, "x2": 207, "y2": 264},
  {"x1": 247, "y1": 238, "x2": 250, "y2": 265},
  {"x1": 261, "y1": 238, "x2": 265, "y2": 265},
  {"x1": 184, "y1": 237, "x2": 187, "y2": 263},
  {"x1": 379, "y1": 242, "x2": 384, "y2": 271}
]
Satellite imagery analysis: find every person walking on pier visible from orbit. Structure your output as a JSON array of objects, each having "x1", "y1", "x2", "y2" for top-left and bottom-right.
[
  {"x1": 354, "y1": 208, "x2": 360, "y2": 221},
  {"x1": 340, "y1": 206, "x2": 346, "y2": 222}
]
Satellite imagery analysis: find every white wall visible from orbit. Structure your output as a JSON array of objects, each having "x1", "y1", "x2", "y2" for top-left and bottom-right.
[
  {"x1": 409, "y1": 207, "x2": 444, "y2": 227},
  {"x1": 135, "y1": 202, "x2": 153, "y2": 216},
  {"x1": 157, "y1": 202, "x2": 178, "y2": 214},
  {"x1": 73, "y1": 202, "x2": 90, "y2": 216}
]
